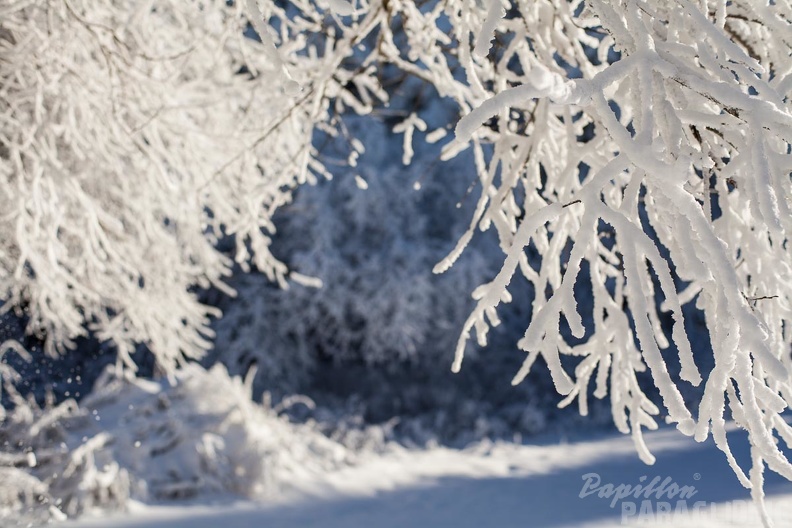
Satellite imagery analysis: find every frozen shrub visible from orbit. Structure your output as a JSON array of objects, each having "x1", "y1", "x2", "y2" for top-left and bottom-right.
[
  {"x1": 1, "y1": 344, "x2": 355, "y2": 524},
  {"x1": 213, "y1": 120, "x2": 498, "y2": 392}
]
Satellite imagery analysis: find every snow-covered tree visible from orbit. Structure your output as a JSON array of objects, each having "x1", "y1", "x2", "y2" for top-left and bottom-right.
[
  {"x1": 3, "y1": 0, "x2": 792, "y2": 524},
  {"x1": 430, "y1": 3, "x2": 792, "y2": 523},
  {"x1": 0, "y1": 0, "x2": 381, "y2": 371},
  {"x1": 211, "y1": 113, "x2": 500, "y2": 395}
]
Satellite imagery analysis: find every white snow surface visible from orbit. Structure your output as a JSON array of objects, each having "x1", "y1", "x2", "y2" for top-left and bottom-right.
[{"x1": 59, "y1": 425, "x2": 792, "y2": 528}]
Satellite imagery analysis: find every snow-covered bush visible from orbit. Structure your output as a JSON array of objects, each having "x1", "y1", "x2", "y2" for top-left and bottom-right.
[
  {"x1": 0, "y1": 341, "x2": 128, "y2": 524},
  {"x1": 0, "y1": 342, "x2": 355, "y2": 524},
  {"x1": 212, "y1": 115, "x2": 497, "y2": 392}
]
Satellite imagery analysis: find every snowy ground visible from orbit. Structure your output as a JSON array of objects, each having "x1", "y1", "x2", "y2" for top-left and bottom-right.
[{"x1": 59, "y1": 425, "x2": 792, "y2": 528}]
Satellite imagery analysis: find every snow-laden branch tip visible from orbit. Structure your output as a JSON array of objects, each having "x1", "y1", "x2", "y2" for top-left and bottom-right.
[
  {"x1": 473, "y1": 0, "x2": 506, "y2": 59},
  {"x1": 246, "y1": 0, "x2": 301, "y2": 94},
  {"x1": 455, "y1": 66, "x2": 585, "y2": 143},
  {"x1": 326, "y1": 0, "x2": 355, "y2": 16}
]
